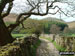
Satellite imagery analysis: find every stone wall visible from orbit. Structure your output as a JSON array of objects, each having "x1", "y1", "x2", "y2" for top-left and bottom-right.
[
  {"x1": 49, "y1": 34, "x2": 75, "y2": 51},
  {"x1": 41, "y1": 34, "x2": 75, "y2": 51},
  {"x1": 0, "y1": 36, "x2": 38, "y2": 56}
]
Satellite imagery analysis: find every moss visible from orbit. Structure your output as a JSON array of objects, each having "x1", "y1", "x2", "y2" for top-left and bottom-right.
[
  {"x1": 0, "y1": 37, "x2": 41, "y2": 56},
  {"x1": 0, "y1": 44, "x2": 20, "y2": 56},
  {"x1": 30, "y1": 39, "x2": 41, "y2": 56}
]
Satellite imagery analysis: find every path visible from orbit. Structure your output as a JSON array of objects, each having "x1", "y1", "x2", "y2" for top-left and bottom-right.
[{"x1": 36, "y1": 39, "x2": 61, "y2": 56}]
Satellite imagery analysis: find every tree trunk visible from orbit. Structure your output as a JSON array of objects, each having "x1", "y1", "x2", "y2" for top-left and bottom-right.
[{"x1": 0, "y1": 17, "x2": 14, "y2": 46}]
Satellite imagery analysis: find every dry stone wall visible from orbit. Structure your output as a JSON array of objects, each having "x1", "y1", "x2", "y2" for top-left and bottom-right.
[
  {"x1": 50, "y1": 34, "x2": 75, "y2": 51},
  {"x1": 0, "y1": 36, "x2": 38, "y2": 56},
  {"x1": 41, "y1": 34, "x2": 75, "y2": 51}
]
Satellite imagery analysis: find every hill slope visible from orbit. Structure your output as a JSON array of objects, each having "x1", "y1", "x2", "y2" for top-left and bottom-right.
[
  {"x1": 67, "y1": 21, "x2": 75, "y2": 29},
  {"x1": 4, "y1": 13, "x2": 18, "y2": 22},
  {"x1": 41, "y1": 17, "x2": 65, "y2": 23},
  {"x1": 4, "y1": 14, "x2": 65, "y2": 23}
]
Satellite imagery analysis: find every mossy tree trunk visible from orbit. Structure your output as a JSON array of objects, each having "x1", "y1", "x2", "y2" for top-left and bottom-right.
[
  {"x1": 0, "y1": 16, "x2": 14, "y2": 46},
  {"x1": 0, "y1": 0, "x2": 15, "y2": 46}
]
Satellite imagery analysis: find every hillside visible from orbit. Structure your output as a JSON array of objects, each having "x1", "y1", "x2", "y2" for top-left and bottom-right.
[
  {"x1": 41, "y1": 17, "x2": 65, "y2": 23},
  {"x1": 4, "y1": 13, "x2": 18, "y2": 22},
  {"x1": 67, "y1": 21, "x2": 75, "y2": 29},
  {"x1": 4, "y1": 14, "x2": 65, "y2": 23}
]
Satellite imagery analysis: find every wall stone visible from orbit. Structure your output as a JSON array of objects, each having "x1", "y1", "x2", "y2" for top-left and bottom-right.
[
  {"x1": 49, "y1": 34, "x2": 75, "y2": 51},
  {"x1": 0, "y1": 36, "x2": 38, "y2": 56},
  {"x1": 41, "y1": 34, "x2": 75, "y2": 52}
]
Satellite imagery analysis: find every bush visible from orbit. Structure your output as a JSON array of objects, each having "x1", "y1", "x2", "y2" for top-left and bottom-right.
[{"x1": 42, "y1": 21, "x2": 68, "y2": 34}]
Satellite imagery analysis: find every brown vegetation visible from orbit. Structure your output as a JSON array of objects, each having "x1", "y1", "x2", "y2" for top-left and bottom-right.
[
  {"x1": 67, "y1": 21, "x2": 75, "y2": 29},
  {"x1": 4, "y1": 13, "x2": 18, "y2": 22}
]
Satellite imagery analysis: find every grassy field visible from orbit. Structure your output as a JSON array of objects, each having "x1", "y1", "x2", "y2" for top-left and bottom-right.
[
  {"x1": 61, "y1": 33, "x2": 75, "y2": 37},
  {"x1": 11, "y1": 34, "x2": 25, "y2": 38},
  {"x1": 11, "y1": 34, "x2": 32, "y2": 38},
  {"x1": 71, "y1": 34, "x2": 75, "y2": 37}
]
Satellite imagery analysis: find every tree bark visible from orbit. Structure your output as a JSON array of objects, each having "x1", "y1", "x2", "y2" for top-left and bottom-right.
[{"x1": 0, "y1": 16, "x2": 14, "y2": 46}]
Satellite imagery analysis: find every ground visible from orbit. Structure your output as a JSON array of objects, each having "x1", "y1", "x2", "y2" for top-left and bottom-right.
[{"x1": 36, "y1": 38, "x2": 61, "y2": 56}]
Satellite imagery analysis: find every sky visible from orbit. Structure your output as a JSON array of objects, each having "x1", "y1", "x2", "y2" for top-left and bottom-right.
[{"x1": 5, "y1": 0, "x2": 75, "y2": 22}]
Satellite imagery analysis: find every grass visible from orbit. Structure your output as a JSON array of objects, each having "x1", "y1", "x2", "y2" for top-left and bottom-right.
[
  {"x1": 11, "y1": 34, "x2": 32, "y2": 38},
  {"x1": 52, "y1": 41, "x2": 66, "y2": 51},
  {"x1": 71, "y1": 34, "x2": 75, "y2": 37},
  {"x1": 0, "y1": 45, "x2": 19, "y2": 56},
  {"x1": 60, "y1": 33, "x2": 75, "y2": 37},
  {"x1": 40, "y1": 37, "x2": 66, "y2": 51},
  {"x1": 11, "y1": 34, "x2": 25, "y2": 38},
  {"x1": 31, "y1": 39, "x2": 41, "y2": 56},
  {"x1": 5, "y1": 22, "x2": 15, "y2": 26}
]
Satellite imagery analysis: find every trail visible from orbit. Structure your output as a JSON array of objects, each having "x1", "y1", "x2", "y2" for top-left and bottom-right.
[{"x1": 36, "y1": 39, "x2": 61, "y2": 56}]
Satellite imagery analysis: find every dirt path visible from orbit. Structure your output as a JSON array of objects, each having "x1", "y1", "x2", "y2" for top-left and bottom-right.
[{"x1": 36, "y1": 39, "x2": 61, "y2": 56}]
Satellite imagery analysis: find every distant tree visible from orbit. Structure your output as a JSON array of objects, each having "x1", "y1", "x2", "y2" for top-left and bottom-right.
[
  {"x1": 50, "y1": 24, "x2": 61, "y2": 34},
  {"x1": 41, "y1": 20, "x2": 68, "y2": 34},
  {"x1": 18, "y1": 19, "x2": 43, "y2": 39},
  {"x1": 50, "y1": 24, "x2": 61, "y2": 42},
  {"x1": 63, "y1": 27, "x2": 70, "y2": 33},
  {"x1": 33, "y1": 24, "x2": 43, "y2": 39}
]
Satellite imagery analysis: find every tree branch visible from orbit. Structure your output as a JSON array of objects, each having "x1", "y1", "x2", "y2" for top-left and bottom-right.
[
  {"x1": 0, "y1": 0, "x2": 14, "y2": 15},
  {"x1": 27, "y1": 0, "x2": 34, "y2": 7},
  {"x1": 7, "y1": 0, "x2": 58, "y2": 32},
  {"x1": 16, "y1": 1, "x2": 41, "y2": 23},
  {"x1": 7, "y1": 15, "x2": 31, "y2": 32},
  {"x1": 2, "y1": 2, "x2": 13, "y2": 18},
  {"x1": 21, "y1": 22, "x2": 25, "y2": 29}
]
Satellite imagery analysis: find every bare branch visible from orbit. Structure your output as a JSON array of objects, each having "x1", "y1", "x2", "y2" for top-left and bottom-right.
[
  {"x1": 8, "y1": 15, "x2": 31, "y2": 32},
  {"x1": 2, "y1": 2, "x2": 13, "y2": 18},
  {"x1": 21, "y1": 22, "x2": 25, "y2": 29},
  {"x1": 16, "y1": 7, "x2": 35, "y2": 23},
  {"x1": 49, "y1": 6, "x2": 72, "y2": 17},
  {"x1": 7, "y1": 0, "x2": 68, "y2": 32},
  {"x1": 16, "y1": 0, "x2": 56, "y2": 19},
  {"x1": 16, "y1": 0, "x2": 42, "y2": 23},
  {"x1": 55, "y1": 6, "x2": 72, "y2": 17},
  {"x1": 27, "y1": 0, "x2": 34, "y2": 7},
  {"x1": 0, "y1": 0, "x2": 10, "y2": 14},
  {"x1": 20, "y1": 15, "x2": 31, "y2": 23},
  {"x1": 7, "y1": 23, "x2": 19, "y2": 33},
  {"x1": 49, "y1": 9, "x2": 59, "y2": 15}
]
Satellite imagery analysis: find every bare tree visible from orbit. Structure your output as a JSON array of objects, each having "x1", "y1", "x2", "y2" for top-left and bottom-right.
[
  {"x1": 50, "y1": 24, "x2": 61, "y2": 34},
  {"x1": 50, "y1": 24, "x2": 61, "y2": 42},
  {"x1": 0, "y1": 0, "x2": 74, "y2": 45}
]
